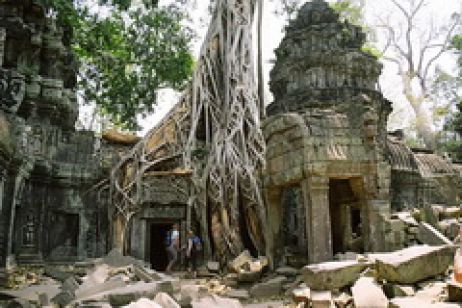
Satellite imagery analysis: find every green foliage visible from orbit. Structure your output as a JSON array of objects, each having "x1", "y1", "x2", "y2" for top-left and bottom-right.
[
  {"x1": 361, "y1": 43, "x2": 381, "y2": 58},
  {"x1": 44, "y1": 0, "x2": 194, "y2": 130},
  {"x1": 330, "y1": 0, "x2": 364, "y2": 26},
  {"x1": 436, "y1": 34, "x2": 462, "y2": 160}
]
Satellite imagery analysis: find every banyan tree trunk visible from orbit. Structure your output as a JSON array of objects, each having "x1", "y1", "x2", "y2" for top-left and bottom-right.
[
  {"x1": 110, "y1": 0, "x2": 266, "y2": 263},
  {"x1": 183, "y1": 0, "x2": 266, "y2": 262}
]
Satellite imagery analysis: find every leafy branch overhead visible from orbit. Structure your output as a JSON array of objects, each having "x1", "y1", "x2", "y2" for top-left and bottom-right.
[{"x1": 44, "y1": 0, "x2": 194, "y2": 130}]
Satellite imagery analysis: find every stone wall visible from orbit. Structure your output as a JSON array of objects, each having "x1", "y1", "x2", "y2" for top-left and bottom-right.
[{"x1": 0, "y1": 0, "x2": 108, "y2": 267}]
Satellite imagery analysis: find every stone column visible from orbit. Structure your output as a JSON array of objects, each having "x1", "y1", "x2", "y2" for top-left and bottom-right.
[
  {"x1": 264, "y1": 186, "x2": 283, "y2": 269},
  {"x1": 366, "y1": 199, "x2": 390, "y2": 252},
  {"x1": 0, "y1": 168, "x2": 5, "y2": 214},
  {"x1": 302, "y1": 176, "x2": 332, "y2": 263},
  {"x1": 6, "y1": 165, "x2": 30, "y2": 268}
]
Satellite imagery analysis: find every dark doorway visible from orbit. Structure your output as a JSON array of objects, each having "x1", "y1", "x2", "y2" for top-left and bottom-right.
[
  {"x1": 149, "y1": 223, "x2": 171, "y2": 271},
  {"x1": 329, "y1": 179, "x2": 362, "y2": 254}
]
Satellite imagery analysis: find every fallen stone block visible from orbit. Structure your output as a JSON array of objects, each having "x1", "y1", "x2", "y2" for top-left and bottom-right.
[
  {"x1": 421, "y1": 205, "x2": 440, "y2": 226},
  {"x1": 249, "y1": 276, "x2": 286, "y2": 298},
  {"x1": 447, "y1": 281, "x2": 462, "y2": 302},
  {"x1": 38, "y1": 293, "x2": 50, "y2": 306},
  {"x1": 0, "y1": 285, "x2": 61, "y2": 303},
  {"x1": 207, "y1": 261, "x2": 220, "y2": 273},
  {"x1": 417, "y1": 222, "x2": 453, "y2": 245},
  {"x1": 191, "y1": 294, "x2": 242, "y2": 308},
  {"x1": 249, "y1": 256, "x2": 268, "y2": 273},
  {"x1": 222, "y1": 273, "x2": 238, "y2": 288},
  {"x1": 237, "y1": 270, "x2": 261, "y2": 283},
  {"x1": 6, "y1": 298, "x2": 33, "y2": 308},
  {"x1": 393, "y1": 212, "x2": 419, "y2": 226},
  {"x1": 179, "y1": 284, "x2": 208, "y2": 305},
  {"x1": 75, "y1": 277, "x2": 126, "y2": 299},
  {"x1": 124, "y1": 297, "x2": 161, "y2": 308},
  {"x1": 291, "y1": 286, "x2": 310, "y2": 304},
  {"x1": 390, "y1": 297, "x2": 460, "y2": 308},
  {"x1": 133, "y1": 265, "x2": 155, "y2": 282},
  {"x1": 439, "y1": 219, "x2": 460, "y2": 240},
  {"x1": 78, "y1": 281, "x2": 160, "y2": 306},
  {"x1": 62, "y1": 276, "x2": 79, "y2": 293},
  {"x1": 301, "y1": 260, "x2": 369, "y2": 290},
  {"x1": 351, "y1": 277, "x2": 388, "y2": 308},
  {"x1": 102, "y1": 249, "x2": 145, "y2": 268},
  {"x1": 224, "y1": 289, "x2": 250, "y2": 300},
  {"x1": 51, "y1": 290, "x2": 75, "y2": 307},
  {"x1": 311, "y1": 290, "x2": 332, "y2": 308},
  {"x1": 154, "y1": 292, "x2": 180, "y2": 308},
  {"x1": 83, "y1": 264, "x2": 111, "y2": 285},
  {"x1": 275, "y1": 266, "x2": 299, "y2": 277},
  {"x1": 441, "y1": 207, "x2": 461, "y2": 220},
  {"x1": 383, "y1": 284, "x2": 415, "y2": 298},
  {"x1": 415, "y1": 282, "x2": 446, "y2": 302},
  {"x1": 44, "y1": 266, "x2": 73, "y2": 283},
  {"x1": 241, "y1": 301, "x2": 284, "y2": 308},
  {"x1": 228, "y1": 250, "x2": 252, "y2": 273},
  {"x1": 333, "y1": 292, "x2": 352, "y2": 308},
  {"x1": 372, "y1": 245, "x2": 456, "y2": 284}
]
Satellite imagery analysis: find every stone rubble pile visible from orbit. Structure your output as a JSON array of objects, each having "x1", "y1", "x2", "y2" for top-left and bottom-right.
[
  {"x1": 386, "y1": 205, "x2": 462, "y2": 250},
  {"x1": 1, "y1": 244, "x2": 462, "y2": 307}
]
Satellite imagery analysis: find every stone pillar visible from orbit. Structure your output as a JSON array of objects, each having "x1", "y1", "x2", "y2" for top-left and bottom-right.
[
  {"x1": 302, "y1": 176, "x2": 332, "y2": 263},
  {"x1": 0, "y1": 168, "x2": 5, "y2": 214},
  {"x1": 6, "y1": 165, "x2": 30, "y2": 268},
  {"x1": 264, "y1": 186, "x2": 283, "y2": 269},
  {"x1": 366, "y1": 199, "x2": 390, "y2": 252}
]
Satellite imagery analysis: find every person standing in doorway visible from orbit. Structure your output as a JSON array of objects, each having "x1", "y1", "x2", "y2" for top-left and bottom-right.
[
  {"x1": 186, "y1": 229, "x2": 201, "y2": 278},
  {"x1": 165, "y1": 223, "x2": 180, "y2": 273}
]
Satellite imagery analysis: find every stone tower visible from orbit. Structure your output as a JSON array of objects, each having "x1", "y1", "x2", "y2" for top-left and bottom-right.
[
  {"x1": 0, "y1": 0, "x2": 108, "y2": 267},
  {"x1": 263, "y1": 0, "x2": 392, "y2": 266}
]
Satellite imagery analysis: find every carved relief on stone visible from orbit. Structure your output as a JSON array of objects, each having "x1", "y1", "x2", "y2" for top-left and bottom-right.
[
  {"x1": 22, "y1": 212, "x2": 36, "y2": 247},
  {"x1": 362, "y1": 108, "x2": 379, "y2": 144},
  {"x1": 0, "y1": 69, "x2": 25, "y2": 113}
]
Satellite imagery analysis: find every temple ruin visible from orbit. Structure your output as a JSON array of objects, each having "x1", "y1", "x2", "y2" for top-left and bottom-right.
[
  {"x1": 0, "y1": 0, "x2": 460, "y2": 279},
  {"x1": 0, "y1": 0, "x2": 109, "y2": 268}
]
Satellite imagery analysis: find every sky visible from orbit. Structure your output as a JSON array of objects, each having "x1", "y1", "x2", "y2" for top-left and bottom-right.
[{"x1": 96, "y1": 0, "x2": 461, "y2": 136}]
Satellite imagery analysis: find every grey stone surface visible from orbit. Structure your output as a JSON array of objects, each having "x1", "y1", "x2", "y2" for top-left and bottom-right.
[
  {"x1": 372, "y1": 245, "x2": 456, "y2": 284},
  {"x1": 249, "y1": 276, "x2": 286, "y2": 298},
  {"x1": 206, "y1": 261, "x2": 220, "y2": 273},
  {"x1": 351, "y1": 277, "x2": 388, "y2": 308},
  {"x1": 225, "y1": 289, "x2": 250, "y2": 300},
  {"x1": 302, "y1": 260, "x2": 369, "y2": 290},
  {"x1": 191, "y1": 294, "x2": 243, "y2": 308},
  {"x1": 311, "y1": 290, "x2": 332, "y2": 308},
  {"x1": 417, "y1": 222, "x2": 453, "y2": 245}
]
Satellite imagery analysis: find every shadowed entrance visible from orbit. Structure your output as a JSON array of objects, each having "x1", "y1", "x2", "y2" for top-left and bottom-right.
[{"x1": 149, "y1": 223, "x2": 171, "y2": 271}]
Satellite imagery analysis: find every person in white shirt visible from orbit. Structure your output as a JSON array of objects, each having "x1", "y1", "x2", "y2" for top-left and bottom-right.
[{"x1": 165, "y1": 223, "x2": 180, "y2": 273}]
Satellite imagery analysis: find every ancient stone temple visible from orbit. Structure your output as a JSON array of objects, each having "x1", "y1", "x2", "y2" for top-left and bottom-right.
[
  {"x1": 0, "y1": 0, "x2": 108, "y2": 268},
  {"x1": 263, "y1": 0, "x2": 393, "y2": 266},
  {"x1": 388, "y1": 131, "x2": 461, "y2": 210}
]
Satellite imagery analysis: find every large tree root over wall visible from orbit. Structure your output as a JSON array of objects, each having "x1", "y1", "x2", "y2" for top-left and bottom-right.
[{"x1": 110, "y1": 0, "x2": 267, "y2": 263}]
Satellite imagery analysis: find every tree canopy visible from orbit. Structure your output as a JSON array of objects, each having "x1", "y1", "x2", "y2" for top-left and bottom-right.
[{"x1": 44, "y1": 0, "x2": 194, "y2": 130}]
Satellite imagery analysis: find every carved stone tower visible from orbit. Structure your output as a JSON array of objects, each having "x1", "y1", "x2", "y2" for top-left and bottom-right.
[
  {"x1": 263, "y1": 0, "x2": 392, "y2": 266},
  {"x1": 0, "y1": 0, "x2": 107, "y2": 267}
]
